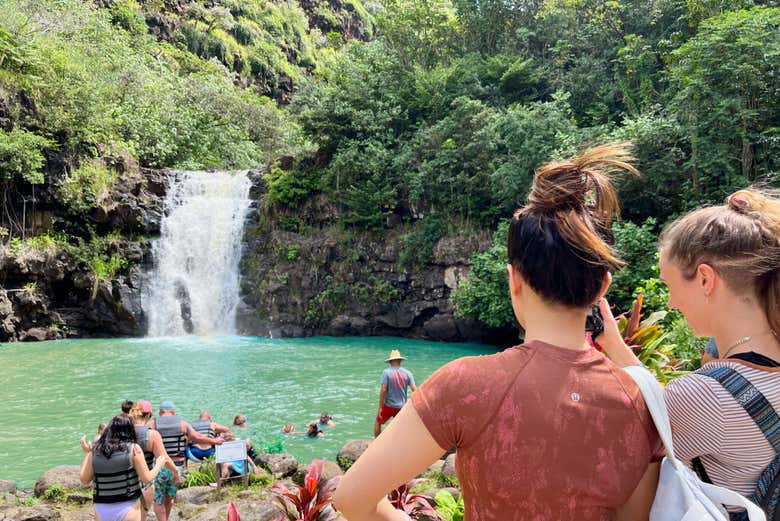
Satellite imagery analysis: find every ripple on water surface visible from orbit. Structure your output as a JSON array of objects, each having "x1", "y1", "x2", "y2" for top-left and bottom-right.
[{"x1": 0, "y1": 336, "x2": 493, "y2": 486}]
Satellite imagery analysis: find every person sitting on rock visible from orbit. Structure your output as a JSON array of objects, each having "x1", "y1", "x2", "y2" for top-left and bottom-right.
[
  {"x1": 187, "y1": 410, "x2": 230, "y2": 462},
  {"x1": 149, "y1": 401, "x2": 224, "y2": 521},
  {"x1": 217, "y1": 432, "x2": 261, "y2": 479},
  {"x1": 80, "y1": 414, "x2": 166, "y2": 521}
]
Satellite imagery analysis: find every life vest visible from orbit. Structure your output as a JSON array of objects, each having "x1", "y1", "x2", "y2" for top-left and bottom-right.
[
  {"x1": 154, "y1": 416, "x2": 186, "y2": 458},
  {"x1": 92, "y1": 445, "x2": 141, "y2": 504},
  {"x1": 134, "y1": 425, "x2": 155, "y2": 470},
  {"x1": 191, "y1": 419, "x2": 215, "y2": 439}
]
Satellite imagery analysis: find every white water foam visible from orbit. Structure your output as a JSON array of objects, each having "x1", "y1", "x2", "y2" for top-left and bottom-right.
[{"x1": 144, "y1": 171, "x2": 252, "y2": 336}]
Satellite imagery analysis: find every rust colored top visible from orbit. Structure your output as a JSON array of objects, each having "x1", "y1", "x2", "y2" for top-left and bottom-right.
[{"x1": 412, "y1": 340, "x2": 663, "y2": 521}]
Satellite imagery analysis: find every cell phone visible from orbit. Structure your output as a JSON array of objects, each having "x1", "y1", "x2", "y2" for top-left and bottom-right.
[{"x1": 585, "y1": 304, "x2": 604, "y2": 338}]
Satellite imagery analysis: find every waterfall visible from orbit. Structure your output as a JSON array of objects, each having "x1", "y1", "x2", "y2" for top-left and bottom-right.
[{"x1": 144, "y1": 171, "x2": 252, "y2": 336}]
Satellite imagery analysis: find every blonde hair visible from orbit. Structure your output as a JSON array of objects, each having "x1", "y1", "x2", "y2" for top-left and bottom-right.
[{"x1": 660, "y1": 188, "x2": 780, "y2": 333}]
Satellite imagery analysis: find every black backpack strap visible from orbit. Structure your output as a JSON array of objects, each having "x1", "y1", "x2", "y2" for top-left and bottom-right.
[
  {"x1": 692, "y1": 456, "x2": 713, "y2": 484},
  {"x1": 698, "y1": 365, "x2": 780, "y2": 452}
]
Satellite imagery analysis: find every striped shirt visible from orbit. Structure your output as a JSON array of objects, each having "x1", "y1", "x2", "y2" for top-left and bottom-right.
[{"x1": 665, "y1": 358, "x2": 780, "y2": 497}]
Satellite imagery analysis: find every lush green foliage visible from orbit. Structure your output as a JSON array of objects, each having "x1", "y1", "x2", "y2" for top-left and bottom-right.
[
  {"x1": 434, "y1": 490, "x2": 464, "y2": 521},
  {"x1": 451, "y1": 222, "x2": 514, "y2": 329},
  {"x1": 0, "y1": 128, "x2": 52, "y2": 184}
]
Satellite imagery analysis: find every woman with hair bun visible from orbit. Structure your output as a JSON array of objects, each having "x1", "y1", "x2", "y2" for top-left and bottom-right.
[
  {"x1": 335, "y1": 142, "x2": 663, "y2": 521},
  {"x1": 598, "y1": 188, "x2": 780, "y2": 519}
]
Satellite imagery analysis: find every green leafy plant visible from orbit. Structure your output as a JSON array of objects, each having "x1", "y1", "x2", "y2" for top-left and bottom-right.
[
  {"x1": 183, "y1": 458, "x2": 217, "y2": 487},
  {"x1": 434, "y1": 490, "x2": 464, "y2": 521},
  {"x1": 616, "y1": 294, "x2": 691, "y2": 384},
  {"x1": 42, "y1": 485, "x2": 64, "y2": 501},
  {"x1": 262, "y1": 434, "x2": 285, "y2": 454},
  {"x1": 425, "y1": 469, "x2": 459, "y2": 489}
]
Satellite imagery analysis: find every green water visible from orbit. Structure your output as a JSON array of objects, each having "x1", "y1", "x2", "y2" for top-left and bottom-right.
[{"x1": 0, "y1": 336, "x2": 493, "y2": 487}]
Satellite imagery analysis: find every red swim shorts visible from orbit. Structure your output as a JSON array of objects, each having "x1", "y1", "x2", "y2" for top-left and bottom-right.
[{"x1": 375, "y1": 404, "x2": 402, "y2": 425}]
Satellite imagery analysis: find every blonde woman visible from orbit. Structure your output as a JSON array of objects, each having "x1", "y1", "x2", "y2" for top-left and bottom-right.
[{"x1": 598, "y1": 189, "x2": 780, "y2": 519}]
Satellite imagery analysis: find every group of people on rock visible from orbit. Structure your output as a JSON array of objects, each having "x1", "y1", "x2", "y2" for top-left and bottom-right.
[
  {"x1": 80, "y1": 400, "x2": 260, "y2": 521},
  {"x1": 335, "y1": 143, "x2": 780, "y2": 521}
]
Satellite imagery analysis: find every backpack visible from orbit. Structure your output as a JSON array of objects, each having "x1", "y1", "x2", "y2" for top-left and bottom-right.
[
  {"x1": 695, "y1": 365, "x2": 780, "y2": 521},
  {"x1": 623, "y1": 365, "x2": 766, "y2": 521}
]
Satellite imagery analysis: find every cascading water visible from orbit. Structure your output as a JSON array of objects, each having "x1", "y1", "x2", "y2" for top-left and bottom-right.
[{"x1": 144, "y1": 171, "x2": 252, "y2": 336}]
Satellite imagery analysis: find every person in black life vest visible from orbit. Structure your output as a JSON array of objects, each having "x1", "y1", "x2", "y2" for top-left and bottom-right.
[
  {"x1": 79, "y1": 414, "x2": 166, "y2": 521},
  {"x1": 187, "y1": 410, "x2": 230, "y2": 462},
  {"x1": 130, "y1": 400, "x2": 178, "y2": 521},
  {"x1": 148, "y1": 401, "x2": 224, "y2": 521}
]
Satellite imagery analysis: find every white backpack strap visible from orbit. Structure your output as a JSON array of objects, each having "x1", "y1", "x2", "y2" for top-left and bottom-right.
[{"x1": 623, "y1": 365, "x2": 681, "y2": 466}]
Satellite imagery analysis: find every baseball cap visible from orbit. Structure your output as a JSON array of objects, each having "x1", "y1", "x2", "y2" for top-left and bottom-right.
[
  {"x1": 159, "y1": 400, "x2": 176, "y2": 411},
  {"x1": 137, "y1": 400, "x2": 152, "y2": 414}
]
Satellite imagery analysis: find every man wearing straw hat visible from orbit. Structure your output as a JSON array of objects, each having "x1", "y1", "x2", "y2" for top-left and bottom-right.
[{"x1": 374, "y1": 349, "x2": 417, "y2": 437}]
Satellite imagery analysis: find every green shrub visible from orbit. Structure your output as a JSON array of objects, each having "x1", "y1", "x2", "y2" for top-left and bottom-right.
[
  {"x1": 43, "y1": 485, "x2": 64, "y2": 501},
  {"x1": 285, "y1": 244, "x2": 300, "y2": 261},
  {"x1": 452, "y1": 221, "x2": 515, "y2": 329},
  {"x1": 183, "y1": 458, "x2": 217, "y2": 487},
  {"x1": 266, "y1": 165, "x2": 318, "y2": 207},
  {"x1": 424, "y1": 468, "x2": 459, "y2": 488},
  {"x1": 0, "y1": 128, "x2": 52, "y2": 184},
  {"x1": 435, "y1": 489, "x2": 465, "y2": 521},
  {"x1": 399, "y1": 216, "x2": 442, "y2": 270},
  {"x1": 58, "y1": 161, "x2": 119, "y2": 212},
  {"x1": 610, "y1": 218, "x2": 659, "y2": 311}
]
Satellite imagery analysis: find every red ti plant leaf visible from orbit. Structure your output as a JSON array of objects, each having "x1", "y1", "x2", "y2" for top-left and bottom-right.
[
  {"x1": 624, "y1": 293, "x2": 644, "y2": 340},
  {"x1": 388, "y1": 479, "x2": 443, "y2": 520},
  {"x1": 270, "y1": 459, "x2": 340, "y2": 521}
]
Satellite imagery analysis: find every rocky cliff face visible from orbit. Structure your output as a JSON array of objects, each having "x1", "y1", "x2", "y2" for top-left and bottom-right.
[
  {"x1": 0, "y1": 167, "x2": 168, "y2": 342},
  {"x1": 0, "y1": 168, "x2": 510, "y2": 344},
  {"x1": 236, "y1": 172, "x2": 510, "y2": 343}
]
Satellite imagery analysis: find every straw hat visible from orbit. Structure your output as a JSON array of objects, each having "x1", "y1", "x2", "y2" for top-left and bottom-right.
[{"x1": 385, "y1": 349, "x2": 406, "y2": 362}]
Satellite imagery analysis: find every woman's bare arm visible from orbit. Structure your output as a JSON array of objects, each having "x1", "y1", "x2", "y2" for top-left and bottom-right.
[
  {"x1": 334, "y1": 402, "x2": 445, "y2": 521},
  {"x1": 615, "y1": 462, "x2": 659, "y2": 521},
  {"x1": 132, "y1": 444, "x2": 163, "y2": 484}
]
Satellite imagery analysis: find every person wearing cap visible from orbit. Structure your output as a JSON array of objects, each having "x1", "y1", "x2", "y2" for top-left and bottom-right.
[
  {"x1": 130, "y1": 401, "x2": 178, "y2": 521},
  {"x1": 374, "y1": 350, "x2": 417, "y2": 437},
  {"x1": 149, "y1": 401, "x2": 224, "y2": 521}
]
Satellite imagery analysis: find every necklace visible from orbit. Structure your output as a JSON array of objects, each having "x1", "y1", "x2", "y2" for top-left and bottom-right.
[{"x1": 721, "y1": 330, "x2": 778, "y2": 359}]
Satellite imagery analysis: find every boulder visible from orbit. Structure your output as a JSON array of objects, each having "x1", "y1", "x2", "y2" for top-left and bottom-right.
[
  {"x1": 292, "y1": 460, "x2": 343, "y2": 487},
  {"x1": 20, "y1": 327, "x2": 58, "y2": 342},
  {"x1": 65, "y1": 493, "x2": 91, "y2": 504},
  {"x1": 0, "y1": 481, "x2": 15, "y2": 494},
  {"x1": 442, "y1": 453, "x2": 457, "y2": 478},
  {"x1": 34, "y1": 466, "x2": 89, "y2": 497},
  {"x1": 423, "y1": 315, "x2": 458, "y2": 340},
  {"x1": 257, "y1": 453, "x2": 298, "y2": 478},
  {"x1": 425, "y1": 460, "x2": 444, "y2": 474},
  {"x1": 337, "y1": 439, "x2": 371, "y2": 471},
  {"x1": 231, "y1": 500, "x2": 285, "y2": 521},
  {"x1": 2, "y1": 505, "x2": 60, "y2": 521},
  {"x1": 376, "y1": 304, "x2": 415, "y2": 329},
  {"x1": 175, "y1": 485, "x2": 218, "y2": 505}
]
